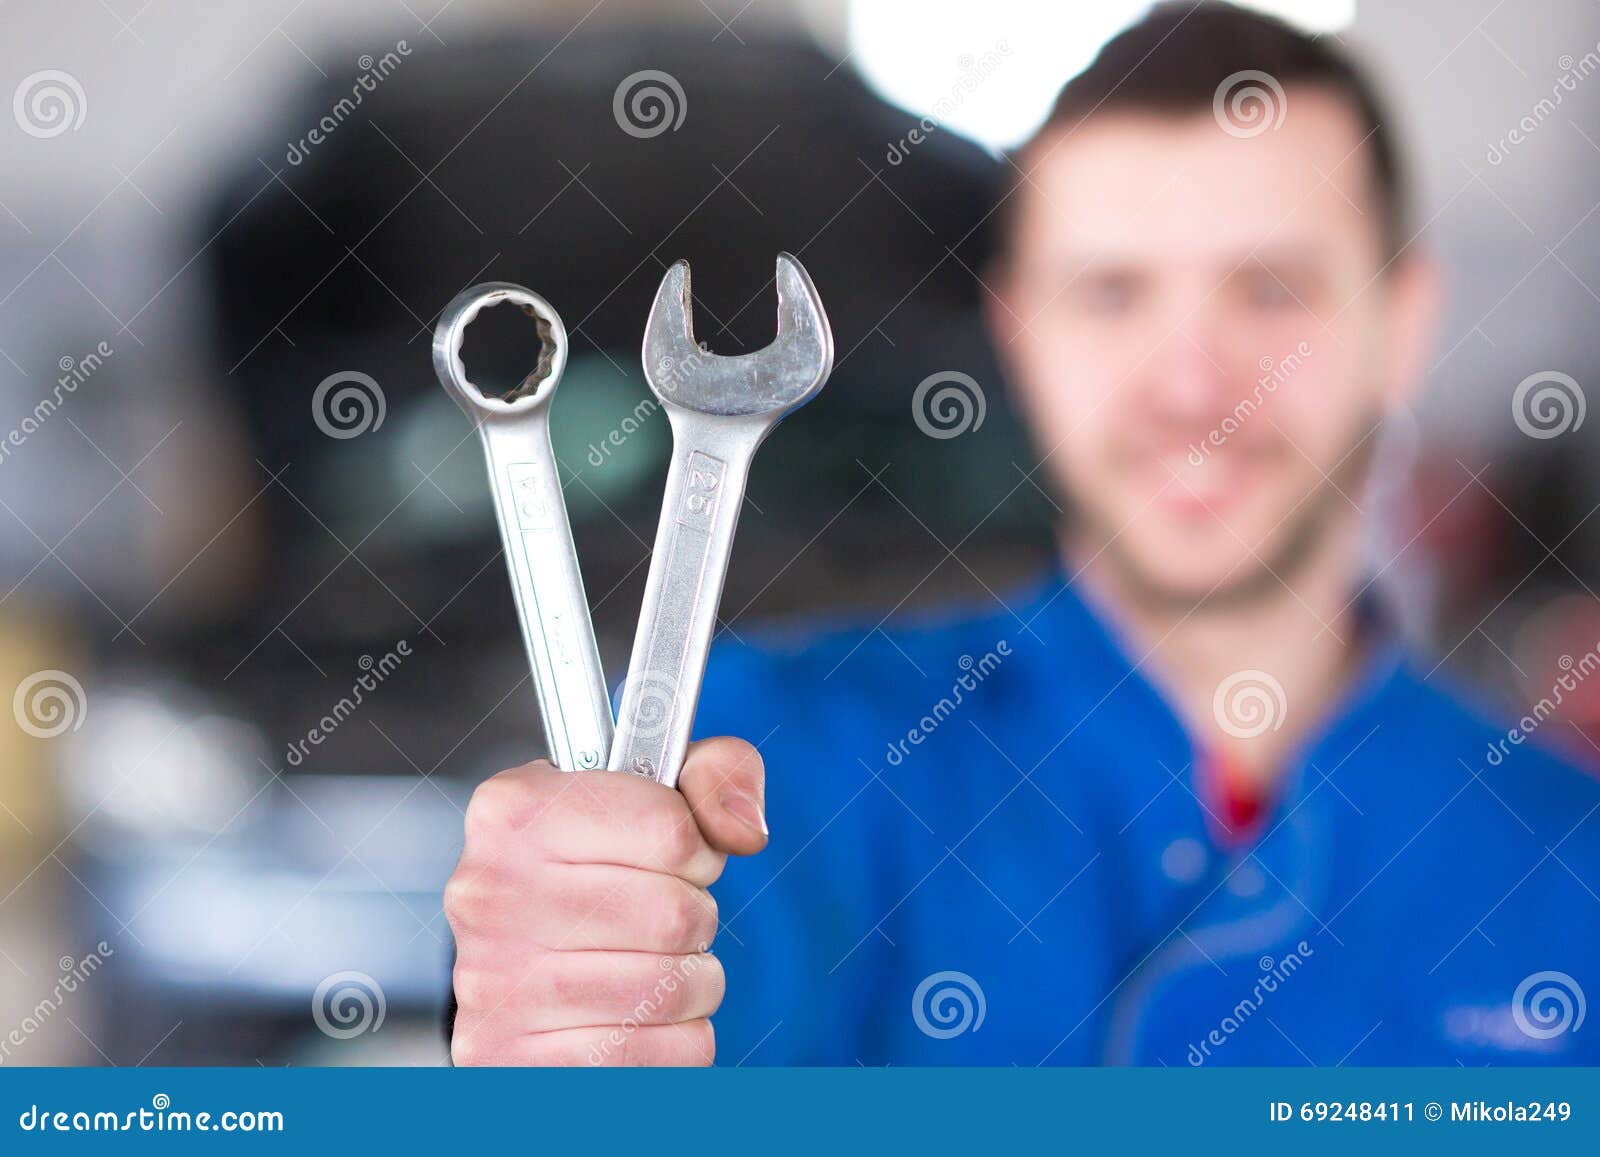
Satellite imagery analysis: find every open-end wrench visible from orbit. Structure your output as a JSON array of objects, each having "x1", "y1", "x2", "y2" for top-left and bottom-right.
[
  {"x1": 432, "y1": 283, "x2": 614, "y2": 772},
  {"x1": 609, "y1": 254, "x2": 833, "y2": 788}
]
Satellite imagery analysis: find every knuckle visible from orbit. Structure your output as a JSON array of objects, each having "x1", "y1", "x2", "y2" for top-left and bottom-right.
[
  {"x1": 443, "y1": 867, "x2": 524, "y2": 941},
  {"x1": 695, "y1": 889, "x2": 720, "y2": 949},
  {"x1": 464, "y1": 768, "x2": 555, "y2": 842},
  {"x1": 463, "y1": 775, "x2": 517, "y2": 842},
  {"x1": 647, "y1": 810, "x2": 704, "y2": 875},
  {"x1": 450, "y1": 962, "x2": 496, "y2": 1011},
  {"x1": 449, "y1": 1030, "x2": 489, "y2": 1067},
  {"x1": 451, "y1": 1027, "x2": 528, "y2": 1068},
  {"x1": 653, "y1": 886, "x2": 698, "y2": 952},
  {"x1": 656, "y1": 882, "x2": 716, "y2": 953},
  {"x1": 442, "y1": 873, "x2": 490, "y2": 937}
]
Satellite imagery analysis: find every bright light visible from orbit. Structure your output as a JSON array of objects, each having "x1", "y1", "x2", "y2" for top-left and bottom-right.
[{"x1": 845, "y1": 0, "x2": 1357, "y2": 152}]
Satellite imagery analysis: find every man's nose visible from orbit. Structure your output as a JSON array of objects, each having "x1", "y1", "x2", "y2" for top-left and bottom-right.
[{"x1": 1147, "y1": 319, "x2": 1233, "y2": 421}]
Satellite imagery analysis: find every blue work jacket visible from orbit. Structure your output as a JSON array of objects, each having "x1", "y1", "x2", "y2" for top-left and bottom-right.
[{"x1": 693, "y1": 571, "x2": 1600, "y2": 1065}]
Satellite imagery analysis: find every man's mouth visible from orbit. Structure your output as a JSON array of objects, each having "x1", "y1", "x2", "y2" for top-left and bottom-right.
[{"x1": 1147, "y1": 448, "x2": 1262, "y2": 518}]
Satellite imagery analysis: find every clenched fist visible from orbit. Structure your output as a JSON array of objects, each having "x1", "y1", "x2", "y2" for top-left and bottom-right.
[{"x1": 445, "y1": 737, "x2": 767, "y2": 1066}]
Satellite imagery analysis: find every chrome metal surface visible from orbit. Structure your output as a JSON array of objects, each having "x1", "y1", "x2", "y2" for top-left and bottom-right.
[
  {"x1": 610, "y1": 254, "x2": 833, "y2": 788},
  {"x1": 432, "y1": 283, "x2": 614, "y2": 772}
]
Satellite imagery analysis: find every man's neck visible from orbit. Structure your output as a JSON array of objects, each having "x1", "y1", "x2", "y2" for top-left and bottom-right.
[{"x1": 1064, "y1": 522, "x2": 1370, "y2": 790}]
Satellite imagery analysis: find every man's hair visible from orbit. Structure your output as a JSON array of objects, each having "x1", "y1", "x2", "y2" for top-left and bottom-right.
[{"x1": 1009, "y1": 1, "x2": 1407, "y2": 260}]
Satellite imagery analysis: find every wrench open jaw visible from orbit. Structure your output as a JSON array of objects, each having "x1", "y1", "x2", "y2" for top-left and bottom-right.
[
  {"x1": 642, "y1": 253, "x2": 834, "y2": 419},
  {"x1": 611, "y1": 254, "x2": 834, "y2": 788}
]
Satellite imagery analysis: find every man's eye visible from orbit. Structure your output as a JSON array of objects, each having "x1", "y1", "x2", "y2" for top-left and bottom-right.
[
  {"x1": 1241, "y1": 271, "x2": 1300, "y2": 309},
  {"x1": 1075, "y1": 275, "x2": 1139, "y2": 313}
]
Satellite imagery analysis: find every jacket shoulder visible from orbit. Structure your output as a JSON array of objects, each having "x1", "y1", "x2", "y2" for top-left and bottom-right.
[{"x1": 1394, "y1": 662, "x2": 1600, "y2": 848}]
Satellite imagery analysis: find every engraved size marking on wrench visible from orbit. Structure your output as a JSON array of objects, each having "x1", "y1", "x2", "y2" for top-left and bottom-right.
[
  {"x1": 504, "y1": 461, "x2": 577, "y2": 674},
  {"x1": 677, "y1": 452, "x2": 724, "y2": 529},
  {"x1": 507, "y1": 462, "x2": 554, "y2": 531}
]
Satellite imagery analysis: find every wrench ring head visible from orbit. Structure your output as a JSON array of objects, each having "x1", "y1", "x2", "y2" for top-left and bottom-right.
[
  {"x1": 432, "y1": 282, "x2": 570, "y2": 417},
  {"x1": 641, "y1": 252, "x2": 833, "y2": 419}
]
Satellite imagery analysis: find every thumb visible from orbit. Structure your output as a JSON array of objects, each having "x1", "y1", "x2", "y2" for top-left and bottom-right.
[{"x1": 678, "y1": 736, "x2": 768, "y2": 856}]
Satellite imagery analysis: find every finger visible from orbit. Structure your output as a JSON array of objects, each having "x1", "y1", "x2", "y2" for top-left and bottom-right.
[
  {"x1": 677, "y1": 736, "x2": 768, "y2": 857},
  {"x1": 464, "y1": 763, "x2": 726, "y2": 886},
  {"x1": 446, "y1": 861, "x2": 718, "y2": 955},
  {"x1": 453, "y1": 1019, "x2": 715, "y2": 1067},
  {"x1": 453, "y1": 951, "x2": 724, "y2": 1036},
  {"x1": 542, "y1": 863, "x2": 719, "y2": 953}
]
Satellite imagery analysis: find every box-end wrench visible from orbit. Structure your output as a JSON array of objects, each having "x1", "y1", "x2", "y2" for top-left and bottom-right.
[
  {"x1": 609, "y1": 254, "x2": 833, "y2": 788},
  {"x1": 432, "y1": 283, "x2": 614, "y2": 772}
]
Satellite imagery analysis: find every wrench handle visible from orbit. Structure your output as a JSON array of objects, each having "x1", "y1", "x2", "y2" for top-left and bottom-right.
[
  {"x1": 478, "y1": 414, "x2": 615, "y2": 772},
  {"x1": 609, "y1": 419, "x2": 763, "y2": 788}
]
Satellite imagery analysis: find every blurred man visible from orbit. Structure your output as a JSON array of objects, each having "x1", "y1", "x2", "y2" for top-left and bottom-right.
[{"x1": 445, "y1": 2, "x2": 1600, "y2": 1065}]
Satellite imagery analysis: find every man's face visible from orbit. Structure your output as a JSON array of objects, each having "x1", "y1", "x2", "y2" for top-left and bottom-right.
[{"x1": 993, "y1": 88, "x2": 1430, "y2": 605}]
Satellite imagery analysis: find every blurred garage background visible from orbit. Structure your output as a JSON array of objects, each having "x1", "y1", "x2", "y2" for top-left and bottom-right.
[{"x1": 1, "y1": 0, "x2": 1597, "y2": 1064}]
